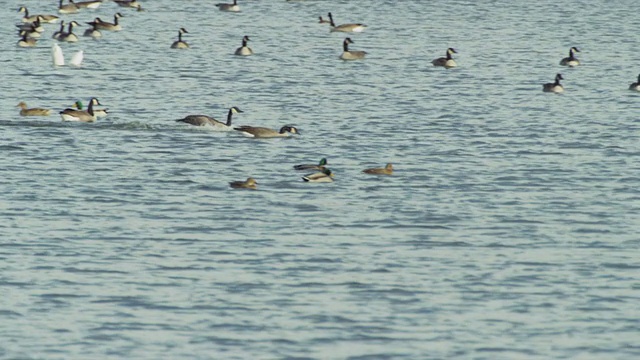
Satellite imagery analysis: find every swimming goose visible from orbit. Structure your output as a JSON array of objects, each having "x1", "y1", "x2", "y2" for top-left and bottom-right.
[
  {"x1": 327, "y1": 12, "x2": 366, "y2": 33},
  {"x1": 294, "y1": 158, "x2": 327, "y2": 171},
  {"x1": 629, "y1": 74, "x2": 640, "y2": 91},
  {"x1": 560, "y1": 47, "x2": 580, "y2": 67},
  {"x1": 176, "y1": 106, "x2": 243, "y2": 129},
  {"x1": 234, "y1": 125, "x2": 299, "y2": 138},
  {"x1": 216, "y1": 0, "x2": 240, "y2": 12},
  {"x1": 363, "y1": 163, "x2": 393, "y2": 175},
  {"x1": 171, "y1": 28, "x2": 189, "y2": 49},
  {"x1": 52, "y1": 21, "x2": 65, "y2": 39},
  {"x1": 74, "y1": 0, "x2": 102, "y2": 9},
  {"x1": 17, "y1": 17, "x2": 44, "y2": 33},
  {"x1": 17, "y1": 102, "x2": 52, "y2": 116},
  {"x1": 93, "y1": 13, "x2": 123, "y2": 31},
  {"x1": 58, "y1": 0, "x2": 79, "y2": 14},
  {"x1": 229, "y1": 177, "x2": 257, "y2": 189},
  {"x1": 302, "y1": 168, "x2": 334, "y2": 183},
  {"x1": 114, "y1": 0, "x2": 141, "y2": 9},
  {"x1": 318, "y1": 16, "x2": 331, "y2": 24},
  {"x1": 83, "y1": 21, "x2": 102, "y2": 38},
  {"x1": 543, "y1": 73, "x2": 564, "y2": 93},
  {"x1": 58, "y1": 21, "x2": 81, "y2": 43},
  {"x1": 18, "y1": 32, "x2": 37, "y2": 47},
  {"x1": 234, "y1": 35, "x2": 253, "y2": 56},
  {"x1": 21, "y1": 26, "x2": 42, "y2": 39},
  {"x1": 340, "y1": 37, "x2": 367, "y2": 60},
  {"x1": 432, "y1": 48, "x2": 457, "y2": 68},
  {"x1": 72, "y1": 100, "x2": 107, "y2": 117},
  {"x1": 18, "y1": 7, "x2": 59, "y2": 23},
  {"x1": 59, "y1": 97, "x2": 101, "y2": 122}
]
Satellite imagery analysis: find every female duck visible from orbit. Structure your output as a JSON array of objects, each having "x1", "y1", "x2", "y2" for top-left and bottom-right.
[
  {"x1": 234, "y1": 35, "x2": 253, "y2": 56},
  {"x1": 432, "y1": 48, "x2": 457, "y2": 68},
  {"x1": 629, "y1": 74, "x2": 640, "y2": 91},
  {"x1": 171, "y1": 28, "x2": 189, "y2": 49},
  {"x1": 229, "y1": 177, "x2": 257, "y2": 190},
  {"x1": 60, "y1": 97, "x2": 101, "y2": 122},
  {"x1": 294, "y1": 158, "x2": 327, "y2": 171},
  {"x1": 543, "y1": 73, "x2": 564, "y2": 93},
  {"x1": 363, "y1": 163, "x2": 393, "y2": 175},
  {"x1": 302, "y1": 169, "x2": 334, "y2": 183},
  {"x1": 176, "y1": 106, "x2": 243, "y2": 129},
  {"x1": 560, "y1": 47, "x2": 580, "y2": 67},
  {"x1": 58, "y1": 21, "x2": 81, "y2": 43},
  {"x1": 234, "y1": 125, "x2": 299, "y2": 138},
  {"x1": 216, "y1": 0, "x2": 240, "y2": 12},
  {"x1": 327, "y1": 12, "x2": 366, "y2": 33},
  {"x1": 17, "y1": 102, "x2": 51, "y2": 116},
  {"x1": 340, "y1": 38, "x2": 367, "y2": 60}
]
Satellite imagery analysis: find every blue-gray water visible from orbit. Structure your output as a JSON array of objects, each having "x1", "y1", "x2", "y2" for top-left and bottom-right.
[{"x1": 2, "y1": 0, "x2": 639, "y2": 359}]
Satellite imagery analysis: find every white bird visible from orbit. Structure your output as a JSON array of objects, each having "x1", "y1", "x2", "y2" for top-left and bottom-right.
[
  {"x1": 70, "y1": 50, "x2": 84, "y2": 67},
  {"x1": 52, "y1": 44, "x2": 84, "y2": 67}
]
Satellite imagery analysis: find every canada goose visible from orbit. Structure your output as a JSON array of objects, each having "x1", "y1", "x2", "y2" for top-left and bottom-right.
[
  {"x1": 234, "y1": 35, "x2": 253, "y2": 56},
  {"x1": 21, "y1": 26, "x2": 42, "y2": 39},
  {"x1": 74, "y1": 0, "x2": 102, "y2": 9},
  {"x1": 17, "y1": 102, "x2": 52, "y2": 116},
  {"x1": 294, "y1": 158, "x2": 327, "y2": 171},
  {"x1": 58, "y1": 0, "x2": 79, "y2": 14},
  {"x1": 229, "y1": 177, "x2": 257, "y2": 189},
  {"x1": 543, "y1": 73, "x2": 564, "y2": 93},
  {"x1": 114, "y1": 0, "x2": 140, "y2": 9},
  {"x1": 171, "y1": 28, "x2": 189, "y2": 49},
  {"x1": 318, "y1": 16, "x2": 331, "y2": 24},
  {"x1": 234, "y1": 125, "x2": 299, "y2": 138},
  {"x1": 17, "y1": 17, "x2": 44, "y2": 33},
  {"x1": 216, "y1": 0, "x2": 240, "y2": 12},
  {"x1": 93, "y1": 13, "x2": 123, "y2": 31},
  {"x1": 176, "y1": 106, "x2": 243, "y2": 129},
  {"x1": 560, "y1": 47, "x2": 580, "y2": 67},
  {"x1": 18, "y1": 7, "x2": 59, "y2": 23},
  {"x1": 52, "y1": 21, "x2": 65, "y2": 39},
  {"x1": 83, "y1": 22, "x2": 102, "y2": 38},
  {"x1": 363, "y1": 163, "x2": 393, "y2": 175},
  {"x1": 17, "y1": 32, "x2": 37, "y2": 47},
  {"x1": 340, "y1": 37, "x2": 367, "y2": 60},
  {"x1": 432, "y1": 48, "x2": 457, "y2": 68},
  {"x1": 302, "y1": 169, "x2": 334, "y2": 183},
  {"x1": 58, "y1": 21, "x2": 81, "y2": 43},
  {"x1": 72, "y1": 100, "x2": 107, "y2": 117},
  {"x1": 327, "y1": 12, "x2": 366, "y2": 33},
  {"x1": 59, "y1": 97, "x2": 101, "y2": 122},
  {"x1": 629, "y1": 74, "x2": 640, "y2": 91}
]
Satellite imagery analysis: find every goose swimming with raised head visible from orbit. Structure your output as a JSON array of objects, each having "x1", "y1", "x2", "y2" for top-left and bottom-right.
[
  {"x1": 216, "y1": 0, "x2": 240, "y2": 12},
  {"x1": 560, "y1": 47, "x2": 580, "y2": 67},
  {"x1": 17, "y1": 32, "x2": 37, "y2": 47},
  {"x1": 91, "y1": 13, "x2": 123, "y2": 31},
  {"x1": 60, "y1": 97, "x2": 101, "y2": 122},
  {"x1": 171, "y1": 28, "x2": 189, "y2": 49},
  {"x1": 234, "y1": 35, "x2": 253, "y2": 56},
  {"x1": 432, "y1": 48, "x2": 457, "y2": 68},
  {"x1": 629, "y1": 74, "x2": 640, "y2": 91},
  {"x1": 327, "y1": 12, "x2": 366, "y2": 33},
  {"x1": 339, "y1": 37, "x2": 367, "y2": 60},
  {"x1": 543, "y1": 73, "x2": 564, "y2": 93},
  {"x1": 176, "y1": 106, "x2": 243, "y2": 129},
  {"x1": 19, "y1": 7, "x2": 59, "y2": 23},
  {"x1": 58, "y1": 21, "x2": 81, "y2": 43},
  {"x1": 58, "y1": 0, "x2": 79, "y2": 14},
  {"x1": 74, "y1": 0, "x2": 102, "y2": 9}
]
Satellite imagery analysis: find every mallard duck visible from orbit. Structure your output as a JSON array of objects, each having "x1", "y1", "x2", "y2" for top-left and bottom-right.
[
  {"x1": 17, "y1": 102, "x2": 52, "y2": 116},
  {"x1": 234, "y1": 125, "x2": 299, "y2": 138},
  {"x1": 75, "y1": 0, "x2": 102, "y2": 9},
  {"x1": 58, "y1": 0, "x2": 79, "y2": 14},
  {"x1": 72, "y1": 100, "x2": 107, "y2": 117},
  {"x1": 18, "y1": 7, "x2": 59, "y2": 23},
  {"x1": 58, "y1": 21, "x2": 81, "y2": 43},
  {"x1": 432, "y1": 48, "x2": 457, "y2": 68},
  {"x1": 83, "y1": 21, "x2": 102, "y2": 38},
  {"x1": 17, "y1": 32, "x2": 37, "y2": 47},
  {"x1": 339, "y1": 37, "x2": 367, "y2": 60},
  {"x1": 543, "y1": 73, "x2": 564, "y2": 93},
  {"x1": 93, "y1": 13, "x2": 123, "y2": 31},
  {"x1": 294, "y1": 158, "x2": 327, "y2": 171},
  {"x1": 560, "y1": 47, "x2": 580, "y2": 67},
  {"x1": 171, "y1": 28, "x2": 189, "y2": 49},
  {"x1": 229, "y1": 177, "x2": 257, "y2": 189},
  {"x1": 363, "y1": 163, "x2": 393, "y2": 175},
  {"x1": 629, "y1": 74, "x2": 640, "y2": 91},
  {"x1": 176, "y1": 106, "x2": 243, "y2": 129},
  {"x1": 234, "y1": 35, "x2": 253, "y2": 56},
  {"x1": 59, "y1": 97, "x2": 101, "y2": 122},
  {"x1": 302, "y1": 169, "x2": 334, "y2": 183},
  {"x1": 216, "y1": 0, "x2": 240, "y2": 12},
  {"x1": 327, "y1": 12, "x2": 366, "y2": 33}
]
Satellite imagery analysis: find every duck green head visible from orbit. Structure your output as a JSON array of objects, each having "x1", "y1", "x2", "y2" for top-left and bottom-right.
[
  {"x1": 73, "y1": 100, "x2": 83, "y2": 110},
  {"x1": 323, "y1": 168, "x2": 334, "y2": 177},
  {"x1": 319, "y1": 158, "x2": 328, "y2": 166}
]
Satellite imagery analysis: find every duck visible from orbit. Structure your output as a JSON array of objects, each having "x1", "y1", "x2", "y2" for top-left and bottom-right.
[
  {"x1": 629, "y1": 74, "x2": 640, "y2": 91},
  {"x1": 58, "y1": 0, "x2": 79, "y2": 14},
  {"x1": 72, "y1": 100, "x2": 107, "y2": 117},
  {"x1": 74, "y1": 0, "x2": 102, "y2": 9},
  {"x1": 229, "y1": 177, "x2": 258, "y2": 189},
  {"x1": 327, "y1": 12, "x2": 366, "y2": 33},
  {"x1": 234, "y1": 35, "x2": 253, "y2": 56},
  {"x1": 171, "y1": 28, "x2": 189, "y2": 49},
  {"x1": 234, "y1": 125, "x2": 299, "y2": 138},
  {"x1": 560, "y1": 47, "x2": 580, "y2": 67},
  {"x1": 302, "y1": 169, "x2": 334, "y2": 183},
  {"x1": 339, "y1": 37, "x2": 367, "y2": 60},
  {"x1": 59, "y1": 97, "x2": 101, "y2": 122},
  {"x1": 58, "y1": 21, "x2": 81, "y2": 43},
  {"x1": 432, "y1": 48, "x2": 457, "y2": 68},
  {"x1": 543, "y1": 73, "x2": 564, "y2": 93},
  {"x1": 92, "y1": 13, "x2": 123, "y2": 31},
  {"x1": 18, "y1": 7, "x2": 59, "y2": 23},
  {"x1": 176, "y1": 106, "x2": 243, "y2": 129},
  {"x1": 363, "y1": 163, "x2": 393, "y2": 175},
  {"x1": 52, "y1": 21, "x2": 65, "y2": 39},
  {"x1": 17, "y1": 102, "x2": 52, "y2": 116},
  {"x1": 294, "y1": 158, "x2": 328, "y2": 171},
  {"x1": 83, "y1": 21, "x2": 102, "y2": 38},
  {"x1": 216, "y1": 0, "x2": 240, "y2": 12},
  {"x1": 17, "y1": 32, "x2": 37, "y2": 47}
]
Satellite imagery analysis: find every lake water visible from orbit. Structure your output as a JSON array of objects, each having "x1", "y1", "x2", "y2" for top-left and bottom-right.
[{"x1": 1, "y1": 0, "x2": 639, "y2": 359}]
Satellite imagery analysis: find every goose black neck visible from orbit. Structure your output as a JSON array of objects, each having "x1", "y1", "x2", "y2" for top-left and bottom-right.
[
  {"x1": 114, "y1": 15, "x2": 119, "y2": 25},
  {"x1": 88, "y1": 100, "x2": 95, "y2": 115},
  {"x1": 178, "y1": 32, "x2": 182, "y2": 42},
  {"x1": 328, "y1": 13, "x2": 336, "y2": 27},
  {"x1": 242, "y1": 38, "x2": 247, "y2": 47},
  {"x1": 343, "y1": 41, "x2": 349, "y2": 52},
  {"x1": 226, "y1": 109, "x2": 233, "y2": 126}
]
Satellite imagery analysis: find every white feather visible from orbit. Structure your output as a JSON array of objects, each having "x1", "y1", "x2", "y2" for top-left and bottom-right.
[
  {"x1": 52, "y1": 43, "x2": 64, "y2": 66},
  {"x1": 70, "y1": 50, "x2": 84, "y2": 67}
]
